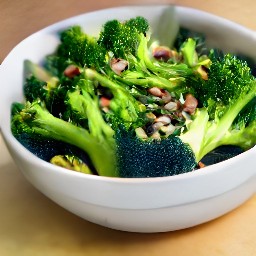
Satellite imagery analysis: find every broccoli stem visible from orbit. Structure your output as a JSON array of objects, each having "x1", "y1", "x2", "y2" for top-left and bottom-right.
[
  {"x1": 68, "y1": 81, "x2": 114, "y2": 140},
  {"x1": 179, "y1": 108, "x2": 209, "y2": 162},
  {"x1": 119, "y1": 71, "x2": 183, "y2": 91},
  {"x1": 180, "y1": 38, "x2": 197, "y2": 67},
  {"x1": 26, "y1": 103, "x2": 117, "y2": 177},
  {"x1": 219, "y1": 121, "x2": 256, "y2": 150}
]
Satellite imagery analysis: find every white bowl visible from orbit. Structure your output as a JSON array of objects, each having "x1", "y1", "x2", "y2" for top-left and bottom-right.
[{"x1": 1, "y1": 5, "x2": 256, "y2": 233}]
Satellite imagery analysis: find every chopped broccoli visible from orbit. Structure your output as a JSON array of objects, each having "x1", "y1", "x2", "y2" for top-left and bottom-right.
[
  {"x1": 10, "y1": 16, "x2": 256, "y2": 178},
  {"x1": 113, "y1": 52, "x2": 256, "y2": 177},
  {"x1": 98, "y1": 16, "x2": 199, "y2": 92},
  {"x1": 115, "y1": 73, "x2": 256, "y2": 177}
]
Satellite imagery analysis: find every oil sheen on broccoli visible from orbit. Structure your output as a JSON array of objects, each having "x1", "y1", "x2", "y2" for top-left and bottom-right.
[{"x1": 11, "y1": 16, "x2": 256, "y2": 178}]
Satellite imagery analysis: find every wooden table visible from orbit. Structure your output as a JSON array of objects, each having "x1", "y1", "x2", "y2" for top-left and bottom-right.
[{"x1": 1, "y1": 1, "x2": 256, "y2": 255}]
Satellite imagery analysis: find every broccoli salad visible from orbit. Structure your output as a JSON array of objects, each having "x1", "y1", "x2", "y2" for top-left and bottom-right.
[{"x1": 11, "y1": 16, "x2": 256, "y2": 177}]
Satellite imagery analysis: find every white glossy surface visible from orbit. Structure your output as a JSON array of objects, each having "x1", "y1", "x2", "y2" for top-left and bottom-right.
[{"x1": 1, "y1": 5, "x2": 256, "y2": 232}]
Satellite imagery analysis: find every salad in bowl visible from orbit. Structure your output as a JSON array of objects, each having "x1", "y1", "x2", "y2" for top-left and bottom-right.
[{"x1": 1, "y1": 5, "x2": 256, "y2": 232}]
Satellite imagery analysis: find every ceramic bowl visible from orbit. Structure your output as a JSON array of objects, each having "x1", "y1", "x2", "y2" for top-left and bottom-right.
[{"x1": 1, "y1": 5, "x2": 256, "y2": 233}]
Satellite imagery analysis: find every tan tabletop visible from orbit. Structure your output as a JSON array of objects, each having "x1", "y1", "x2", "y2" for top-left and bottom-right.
[{"x1": 1, "y1": 1, "x2": 256, "y2": 255}]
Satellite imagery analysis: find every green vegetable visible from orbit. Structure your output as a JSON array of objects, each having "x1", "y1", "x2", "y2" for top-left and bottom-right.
[
  {"x1": 12, "y1": 100, "x2": 117, "y2": 176},
  {"x1": 58, "y1": 25, "x2": 107, "y2": 71},
  {"x1": 98, "y1": 16, "x2": 149, "y2": 59},
  {"x1": 11, "y1": 16, "x2": 256, "y2": 178},
  {"x1": 115, "y1": 127, "x2": 196, "y2": 178},
  {"x1": 180, "y1": 54, "x2": 256, "y2": 162},
  {"x1": 98, "y1": 16, "x2": 196, "y2": 91}
]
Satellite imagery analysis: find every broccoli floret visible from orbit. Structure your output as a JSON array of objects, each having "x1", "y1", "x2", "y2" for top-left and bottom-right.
[
  {"x1": 115, "y1": 127, "x2": 196, "y2": 178},
  {"x1": 180, "y1": 54, "x2": 256, "y2": 162},
  {"x1": 98, "y1": 16, "x2": 149, "y2": 59},
  {"x1": 57, "y1": 25, "x2": 107, "y2": 71},
  {"x1": 23, "y1": 75, "x2": 47, "y2": 103},
  {"x1": 200, "y1": 53, "x2": 254, "y2": 108},
  {"x1": 11, "y1": 100, "x2": 117, "y2": 177}
]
